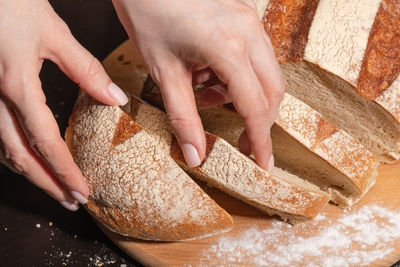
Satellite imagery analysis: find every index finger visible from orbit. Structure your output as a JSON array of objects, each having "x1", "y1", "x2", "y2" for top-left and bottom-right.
[{"x1": 208, "y1": 52, "x2": 273, "y2": 170}]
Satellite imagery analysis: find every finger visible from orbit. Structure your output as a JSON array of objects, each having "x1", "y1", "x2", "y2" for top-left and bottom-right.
[
  {"x1": 153, "y1": 60, "x2": 206, "y2": 167},
  {"x1": 249, "y1": 31, "x2": 285, "y2": 124},
  {"x1": 44, "y1": 29, "x2": 128, "y2": 106},
  {"x1": 238, "y1": 128, "x2": 274, "y2": 169},
  {"x1": 207, "y1": 49, "x2": 273, "y2": 170},
  {"x1": 0, "y1": 99, "x2": 79, "y2": 211},
  {"x1": 1, "y1": 71, "x2": 89, "y2": 204},
  {"x1": 199, "y1": 84, "x2": 231, "y2": 107}
]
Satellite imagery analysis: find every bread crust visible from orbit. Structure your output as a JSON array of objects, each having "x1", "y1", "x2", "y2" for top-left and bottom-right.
[
  {"x1": 263, "y1": 0, "x2": 400, "y2": 99},
  {"x1": 263, "y1": 0, "x2": 319, "y2": 62},
  {"x1": 65, "y1": 93, "x2": 233, "y2": 241},
  {"x1": 356, "y1": 0, "x2": 400, "y2": 100}
]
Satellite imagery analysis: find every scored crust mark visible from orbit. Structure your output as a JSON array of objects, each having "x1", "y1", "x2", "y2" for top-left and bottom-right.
[
  {"x1": 111, "y1": 113, "x2": 142, "y2": 147},
  {"x1": 314, "y1": 117, "x2": 339, "y2": 149},
  {"x1": 357, "y1": 0, "x2": 400, "y2": 100},
  {"x1": 263, "y1": 0, "x2": 320, "y2": 62}
]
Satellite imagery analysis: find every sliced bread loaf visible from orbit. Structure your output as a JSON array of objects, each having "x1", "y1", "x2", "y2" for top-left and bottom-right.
[
  {"x1": 128, "y1": 96, "x2": 330, "y2": 223},
  {"x1": 65, "y1": 93, "x2": 233, "y2": 241},
  {"x1": 199, "y1": 95, "x2": 379, "y2": 207},
  {"x1": 141, "y1": 79, "x2": 379, "y2": 207}
]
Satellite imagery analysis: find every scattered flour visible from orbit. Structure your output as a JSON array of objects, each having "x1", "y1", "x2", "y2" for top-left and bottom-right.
[{"x1": 201, "y1": 205, "x2": 400, "y2": 267}]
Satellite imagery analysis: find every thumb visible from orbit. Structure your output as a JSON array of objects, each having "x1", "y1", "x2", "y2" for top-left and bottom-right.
[
  {"x1": 154, "y1": 61, "x2": 206, "y2": 167},
  {"x1": 46, "y1": 30, "x2": 128, "y2": 106}
]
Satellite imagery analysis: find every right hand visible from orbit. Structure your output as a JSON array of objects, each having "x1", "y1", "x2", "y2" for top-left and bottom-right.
[
  {"x1": 0, "y1": 0, "x2": 128, "y2": 211},
  {"x1": 113, "y1": 0, "x2": 285, "y2": 170}
]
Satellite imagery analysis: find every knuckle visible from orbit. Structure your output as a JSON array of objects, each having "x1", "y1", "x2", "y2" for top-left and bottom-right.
[
  {"x1": 83, "y1": 57, "x2": 104, "y2": 81},
  {"x1": 235, "y1": 4, "x2": 259, "y2": 27},
  {"x1": 0, "y1": 75, "x2": 42, "y2": 105},
  {"x1": 149, "y1": 59, "x2": 180, "y2": 87},
  {"x1": 0, "y1": 77, "x2": 20, "y2": 101},
  {"x1": 252, "y1": 105, "x2": 269, "y2": 122},
  {"x1": 4, "y1": 149, "x2": 29, "y2": 175},
  {"x1": 223, "y1": 35, "x2": 246, "y2": 56},
  {"x1": 273, "y1": 79, "x2": 285, "y2": 100},
  {"x1": 167, "y1": 111, "x2": 196, "y2": 130},
  {"x1": 213, "y1": 27, "x2": 246, "y2": 57},
  {"x1": 149, "y1": 65, "x2": 162, "y2": 85},
  {"x1": 243, "y1": 100, "x2": 269, "y2": 123},
  {"x1": 55, "y1": 19, "x2": 72, "y2": 36},
  {"x1": 31, "y1": 137, "x2": 58, "y2": 160}
]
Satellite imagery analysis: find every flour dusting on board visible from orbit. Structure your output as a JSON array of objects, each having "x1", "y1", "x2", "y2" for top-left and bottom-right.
[{"x1": 200, "y1": 205, "x2": 400, "y2": 266}]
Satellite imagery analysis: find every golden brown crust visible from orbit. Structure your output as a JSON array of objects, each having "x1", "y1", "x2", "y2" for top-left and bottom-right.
[
  {"x1": 357, "y1": 0, "x2": 400, "y2": 100},
  {"x1": 263, "y1": 0, "x2": 319, "y2": 62},
  {"x1": 264, "y1": 0, "x2": 400, "y2": 102},
  {"x1": 111, "y1": 113, "x2": 142, "y2": 147},
  {"x1": 85, "y1": 195, "x2": 233, "y2": 242},
  {"x1": 314, "y1": 117, "x2": 339, "y2": 149}
]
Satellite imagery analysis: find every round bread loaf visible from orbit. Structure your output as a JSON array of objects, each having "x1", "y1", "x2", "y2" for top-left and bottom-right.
[{"x1": 65, "y1": 93, "x2": 233, "y2": 241}]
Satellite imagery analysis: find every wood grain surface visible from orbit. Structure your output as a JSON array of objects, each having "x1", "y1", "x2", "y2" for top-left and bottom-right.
[{"x1": 101, "y1": 41, "x2": 400, "y2": 267}]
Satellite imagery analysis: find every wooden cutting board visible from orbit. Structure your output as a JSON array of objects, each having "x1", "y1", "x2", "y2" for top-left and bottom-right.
[{"x1": 101, "y1": 41, "x2": 400, "y2": 267}]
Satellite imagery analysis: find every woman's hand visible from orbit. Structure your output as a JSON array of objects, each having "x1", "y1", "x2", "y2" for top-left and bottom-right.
[
  {"x1": 0, "y1": 0, "x2": 128, "y2": 210},
  {"x1": 113, "y1": 0, "x2": 284, "y2": 170}
]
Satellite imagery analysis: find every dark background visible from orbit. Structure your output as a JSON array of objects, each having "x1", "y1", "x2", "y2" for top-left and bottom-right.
[
  {"x1": 0, "y1": 1, "x2": 141, "y2": 266},
  {"x1": 0, "y1": 0, "x2": 399, "y2": 266}
]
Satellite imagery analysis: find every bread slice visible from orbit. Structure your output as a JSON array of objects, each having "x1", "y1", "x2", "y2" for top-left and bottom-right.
[
  {"x1": 262, "y1": 0, "x2": 400, "y2": 162},
  {"x1": 129, "y1": 96, "x2": 330, "y2": 223},
  {"x1": 65, "y1": 93, "x2": 233, "y2": 241},
  {"x1": 140, "y1": 78, "x2": 378, "y2": 207},
  {"x1": 201, "y1": 96, "x2": 378, "y2": 207}
]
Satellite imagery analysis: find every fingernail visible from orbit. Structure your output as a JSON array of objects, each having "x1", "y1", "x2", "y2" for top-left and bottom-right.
[
  {"x1": 182, "y1": 144, "x2": 201, "y2": 168},
  {"x1": 268, "y1": 154, "x2": 274, "y2": 171},
  {"x1": 60, "y1": 200, "x2": 79, "y2": 212},
  {"x1": 108, "y1": 82, "x2": 128, "y2": 106},
  {"x1": 70, "y1": 191, "x2": 88, "y2": 205}
]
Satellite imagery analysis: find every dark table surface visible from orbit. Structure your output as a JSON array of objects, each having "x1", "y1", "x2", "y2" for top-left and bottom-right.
[
  {"x1": 1, "y1": 1, "x2": 400, "y2": 266},
  {"x1": 0, "y1": 1, "x2": 140, "y2": 266}
]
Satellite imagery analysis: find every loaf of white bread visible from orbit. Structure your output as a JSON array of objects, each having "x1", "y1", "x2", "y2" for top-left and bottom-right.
[{"x1": 262, "y1": 0, "x2": 400, "y2": 162}]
